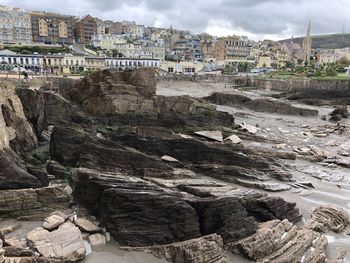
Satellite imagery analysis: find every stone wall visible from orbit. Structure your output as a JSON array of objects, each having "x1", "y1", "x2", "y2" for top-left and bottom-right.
[
  {"x1": 257, "y1": 79, "x2": 350, "y2": 97},
  {"x1": 157, "y1": 73, "x2": 257, "y2": 86}
]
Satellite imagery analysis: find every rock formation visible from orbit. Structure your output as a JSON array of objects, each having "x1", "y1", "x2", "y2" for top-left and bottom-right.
[
  {"x1": 122, "y1": 234, "x2": 228, "y2": 263},
  {"x1": 205, "y1": 92, "x2": 318, "y2": 116},
  {"x1": 232, "y1": 219, "x2": 327, "y2": 263},
  {"x1": 0, "y1": 69, "x2": 319, "y2": 263},
  {"x1": 74, "y1": 168, "x2": 300, "y2": 247},
  {"x1": 305, "y1": 205, "x2": 350, "y2": 234}
]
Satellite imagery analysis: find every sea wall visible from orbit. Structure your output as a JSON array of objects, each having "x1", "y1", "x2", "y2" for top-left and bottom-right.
[
  {"x1": 257, "y1": 79, "x2": 350, "y2": 97},
  {"x1": 157, "y1": 73, "x2": 257, "y2": 86}
]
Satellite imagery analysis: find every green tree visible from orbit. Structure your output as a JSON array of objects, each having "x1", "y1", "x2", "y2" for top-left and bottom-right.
[
  {"x1": 325, "y1": 67, "x2": 337, "y2": 76},
  {"x1": 337, "y1": 57, "x2": 350, "y2": 67},
  {"x1": 20, "y1": 50, "x2": 31, "y2": 54},
  {"x1": 271, "y1": 62, "x2": 278, "y2": 69}
]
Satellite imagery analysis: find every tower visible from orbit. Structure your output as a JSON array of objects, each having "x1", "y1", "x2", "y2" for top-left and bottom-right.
[{"x1": 302, "y1": 20, "x2": 312, "y2": 64}]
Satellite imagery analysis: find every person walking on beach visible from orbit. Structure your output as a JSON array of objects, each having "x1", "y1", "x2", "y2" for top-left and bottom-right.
[{"x1": 23, "y1": 71, "x2": 29, "y2": 81}]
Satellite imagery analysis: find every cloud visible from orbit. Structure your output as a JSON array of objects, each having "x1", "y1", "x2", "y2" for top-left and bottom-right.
[{"x1": 0, "y1": 0, "x2": 348, "y2": 40}]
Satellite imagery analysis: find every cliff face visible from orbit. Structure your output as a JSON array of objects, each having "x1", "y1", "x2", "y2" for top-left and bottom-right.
[
  {"x1": 0, "y1": 80, "x2": 46, "y2": 190},
  {"x1": 0, "y1": 80, "x2": 30, "y2": 151}
]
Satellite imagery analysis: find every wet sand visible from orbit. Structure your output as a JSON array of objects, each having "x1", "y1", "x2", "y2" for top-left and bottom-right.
[{"x1": 158, "y1": 80, "x2": 350, "y2": 261}]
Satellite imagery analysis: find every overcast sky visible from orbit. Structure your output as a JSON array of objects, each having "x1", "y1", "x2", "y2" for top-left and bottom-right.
[{"x1": 0, "y1": 0, "x2": 349, "y2": 40}]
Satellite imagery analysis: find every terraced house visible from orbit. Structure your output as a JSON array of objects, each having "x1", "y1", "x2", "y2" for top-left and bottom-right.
[{"x1": 30, "y1": 11, "x2": 75, "y2": 44}]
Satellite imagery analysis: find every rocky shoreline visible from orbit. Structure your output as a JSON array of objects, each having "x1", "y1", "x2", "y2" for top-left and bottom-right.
[{"x1": 0, "y1": 70, "x2": 349, "y2": 262}]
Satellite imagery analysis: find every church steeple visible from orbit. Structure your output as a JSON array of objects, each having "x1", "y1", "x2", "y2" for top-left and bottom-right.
[{"x1": 302, "y1": 20, "x2": 312, "y2": 64}]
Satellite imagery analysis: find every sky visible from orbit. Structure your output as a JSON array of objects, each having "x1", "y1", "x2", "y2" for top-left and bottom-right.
[{"x1": 0, "y1": 0, "x2": 349, "y2": 40}]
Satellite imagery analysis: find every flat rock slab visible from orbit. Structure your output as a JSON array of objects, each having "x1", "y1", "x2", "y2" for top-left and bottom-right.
[
  {"x1": 27, "y1": 222, "x2": 86, "y2": 262},
  {"x1": 299, "y1": 166, "x2": 344, "y2": 182},
  {"x1": 43, "y1": 214, "x2": 65, "y2": 231},
  {"x1": 74, "y1": 218, "x2": 100, "y2": 233},
  {"x1": 195, "y1": 131, "x2": 223, "y2": 142},
  {"x1": 161, "y1": 155, "x2": 180, "y2": 163}
]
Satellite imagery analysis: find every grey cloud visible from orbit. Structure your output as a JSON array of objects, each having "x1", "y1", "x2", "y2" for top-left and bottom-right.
[{"x1": 0, "y1": 0, "x2": 348, "y2": 39}]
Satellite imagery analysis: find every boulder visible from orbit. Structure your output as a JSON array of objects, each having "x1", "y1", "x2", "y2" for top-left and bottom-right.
[
  {"x1": 224, "y1": 135, "x2": 242, "y2": 144},
  {"x1": 74, "y1": 218, "x2": 100, "y2": 234},
  {"x1": 43, "y1": 215, "x2": 65, "y2": 231},
  {"x1": 239, "y1": 123, "x2": 257, "y2": 134},
  {"x1": 27, "y1": 222, "x2": 85, "y2": 262},
  {"x1": 88, "y1": 234, "x2": 106, "y2": 247}
]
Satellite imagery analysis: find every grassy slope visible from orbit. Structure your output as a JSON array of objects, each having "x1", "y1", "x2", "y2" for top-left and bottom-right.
[{"x1": 280, "y1": 33, "x2": 350, "y2": 49}]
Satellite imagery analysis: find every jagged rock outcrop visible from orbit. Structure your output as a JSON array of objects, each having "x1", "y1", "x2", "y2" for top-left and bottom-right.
[
  {"x1": 73, "y1": 169, "x2": 301, "y2": 247},
  {"x1": 15, "y1": 88, "x2": 48, "y2": 137},
  {"x1": 329, "y1": 106, "x2": 349, "y2": 122},
  {"x1": 0, "y1": 149, "x2": 43, "y2": 190},
  {"x1": 232, "y1": 219, "x2": 327, "y2": 263},
  {"x1": 16, "y1": 88, "x2": 76, "y2": 138},
  {"x1": 0, "y1": 80, "x2": 50, "y2": 191},
  {"x1": 205, "y1": 92, "x2": 318, "y2": 116},
  {"x1": 122, "y1": 234, "x2": 228, "y2": 263}
]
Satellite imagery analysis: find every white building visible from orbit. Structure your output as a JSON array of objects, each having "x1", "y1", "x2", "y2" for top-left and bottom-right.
[
  {"x1": 115, "y1": 43, "x2": 165, "y2": 61},
  {"x1": 318, "y1": 48, "x2": 350, "y2": 64},
  {"x1": 105, "y1": 57, "x2": 160, "y2": 69},
  {"x1": 91, "y1": 34, "x2": 127, "y2": 50},
  {"x1": 0, "y1": 6, "x2": 32, "y2": 44}
]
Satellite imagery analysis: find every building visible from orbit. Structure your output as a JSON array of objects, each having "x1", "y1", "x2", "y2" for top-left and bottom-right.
[
  {"x1": 85, "y1": 56, "x2": 105, "y2": 71},
  {"x1": 215, "y1": 35, "x2": 249, "y2": 64},
  {"x1": 105, "y1": 57, "x2": 161, "y2": 69},
  {"x1": 91, "y1": 34, "x2": 127, "y2": 50},
  {"x1": 160, "y1": 60, "x2": 204, "y2": 74},
  {"x1": 30, "y1": 12, "x2": 75, "y2": 44},
  {"x1": 115, "y1": 42, "x2": 165, "y2": 60},
  {"x1": 0, "y1": 49, "x2": 43, "y2": 71},
  {"x1": 63, "y1": 54, "x2": 85, "y2": 73},
  {"x1": 76, "y1": 15, "x2": 97, "y2": 44},
  {"x1": 186, "y1": 37, "x2": 201, "y2": 60},
  {"x1": 318, "y1": 48, "x2": 350, "y2": 64},
  {"x1": 43, "y1": 54, "x2": 64, "y2": 73},
  {"x1": 0, "y1": 6, "x2": 32, "y2": 44},
  {"x1": 281, "y1": 40, "x2": 302, "y2": 64},
  {"x1": 0, "y1": 48, "x2": 163, "y2": 74}
]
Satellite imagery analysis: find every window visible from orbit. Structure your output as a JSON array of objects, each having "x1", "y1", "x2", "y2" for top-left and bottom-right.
[{"x1": 168, "y1": 67, "x2": 174, "y2": 72}]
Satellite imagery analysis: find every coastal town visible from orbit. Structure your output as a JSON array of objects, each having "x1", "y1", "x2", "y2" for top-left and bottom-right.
[
  {"x1": 1, "y1": 1, "x2": 350, "y2": 263},
  {"x1": 0, "y1": 5, "x2": 349, "y2": 77}
]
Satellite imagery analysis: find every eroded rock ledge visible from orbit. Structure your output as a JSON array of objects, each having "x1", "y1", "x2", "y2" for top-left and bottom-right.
[{"x1": 73, "y1": 168, "x2": 301, "y2": 247}]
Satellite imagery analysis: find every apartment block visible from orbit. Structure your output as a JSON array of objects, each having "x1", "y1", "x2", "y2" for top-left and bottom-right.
[{"x1": 30, "y1": 12, "x2": 75, "y2": 44}]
